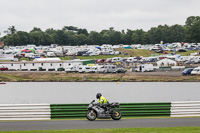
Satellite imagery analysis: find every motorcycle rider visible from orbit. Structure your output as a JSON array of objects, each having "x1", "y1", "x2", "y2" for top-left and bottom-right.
[{"x1": 96, "y1": 93, "x2": 109, "y2": 113}]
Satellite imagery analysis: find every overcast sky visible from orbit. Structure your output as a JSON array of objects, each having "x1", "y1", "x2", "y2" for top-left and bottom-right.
[{"x1": 0, "y1": 0, "x2": 200, "y2": 37}]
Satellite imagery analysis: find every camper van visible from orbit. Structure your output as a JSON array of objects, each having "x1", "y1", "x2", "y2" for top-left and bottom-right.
[
  {"x1": 100, "y1": 65, "x2": 117, "y2": 73},
  {"x1": 126, "y1": 57, "x2": 137, "y2": 63},
  {"x1": 47, "y1": 52, "x2": 56, "y2": 57},
  {"x1": 65, "y1": 66, "x2": 78, "y2": 73},
  {"x1": 135, "y1": 64, "x2": 154, "y2": 72},
  {"x1": 111, "y1": 57, "x2": 123, "y2": 62},
  {"x1": 25, "y1": 53, "x2": 40, "y2": 59},
  {"x1": 78, "y1": 65, "x2": 92, "y2": 73},
  {"x1": 191, "y1": 67, "x2": 200, "y2": 75}
]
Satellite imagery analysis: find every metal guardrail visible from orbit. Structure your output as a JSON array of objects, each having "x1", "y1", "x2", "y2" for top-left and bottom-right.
[
  {"x1": 171, "y1": 101, "x2": 200, "y2": 117},
  {"x1": 0, "y1": 104, "x2": 51, "y2": 120},
  {"x1": 1, "y1": 101, "x2": 199, "y2": 120},
  {"x1": 50, "y1": 102, "x2": 171, "y2": 119}
]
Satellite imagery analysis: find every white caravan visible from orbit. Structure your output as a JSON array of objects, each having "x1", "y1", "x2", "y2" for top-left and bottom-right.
[
  {"x1": 99, "y1": 65, "x2": 117, "y2": 73},
  {"x1": 135, "y1": 64, "x2": 154, "y2": 72}
]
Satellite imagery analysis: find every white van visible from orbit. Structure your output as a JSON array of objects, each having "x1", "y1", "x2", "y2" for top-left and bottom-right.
[
  {"x1": 102, "y1": 65, "x2": 117, "y2": 73},
  {"x1": 65, "y1": 66, "x2": 78, "y2": 73},
  {"x1": 78, "y1": 65, "x2": 92, "y2": 73},
  {"x1": 111, "y1": 57, "x2": 123, "y2": 62},
  {"x1": 47, "y1": 52, "x2": 56, "y2": 57},
  {"x1": 135, "y1": 64, "x2": 154, "y2": 72},
  {"x1": 127, "y1": 57, "x2": 137, "y2": 63},
  {"x1": 191, "y1": 67, "x2": 200, "y2": 75}
]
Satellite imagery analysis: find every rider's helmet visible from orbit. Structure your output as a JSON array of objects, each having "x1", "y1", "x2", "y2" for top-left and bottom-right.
[{"x1": 96, "y1": 93, "x2": 102, "y2": 99}]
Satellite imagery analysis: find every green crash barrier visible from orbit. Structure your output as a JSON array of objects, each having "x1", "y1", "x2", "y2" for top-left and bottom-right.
[{"x1": 50, "y1": 102, "x2": 171, "y2": 119}]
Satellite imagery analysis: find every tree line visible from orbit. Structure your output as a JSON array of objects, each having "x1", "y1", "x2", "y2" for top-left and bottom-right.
[{"x1": 1, "y1": 16, "x2": 200, "y2": 46}]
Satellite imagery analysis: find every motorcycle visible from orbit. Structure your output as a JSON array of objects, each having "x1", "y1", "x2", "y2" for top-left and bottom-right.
[{"x1": 86, "y1": 100, "x2": 122, "y2": 121}]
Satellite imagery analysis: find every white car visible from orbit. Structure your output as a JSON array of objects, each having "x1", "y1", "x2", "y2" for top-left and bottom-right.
[{"x1": 191, "y1": 67, "x2": 200, "y2": 75}]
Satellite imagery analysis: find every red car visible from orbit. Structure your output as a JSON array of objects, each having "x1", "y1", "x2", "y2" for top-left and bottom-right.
[
  {"x1": 104, "y1": 58, "x2": 112, "y2": 63},
  {"x1": 96, "y1": 59, "x2": 105, "y2": 63},
  {"x1": 0, "y1": 65, "x2": 8, "y2": 71}
]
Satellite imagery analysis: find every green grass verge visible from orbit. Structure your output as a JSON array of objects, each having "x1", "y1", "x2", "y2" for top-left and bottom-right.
[
  {"x1": 0, "y1": 73, "x2": 21, "y2": 82},
  {"x1": 1, "y1": 127, "x2": 200, "y2": 133}
]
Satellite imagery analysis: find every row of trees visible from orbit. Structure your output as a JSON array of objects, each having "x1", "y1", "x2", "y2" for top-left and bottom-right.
[{"x1": 1, "y1": 16, "x2": 200, "y2": 46}]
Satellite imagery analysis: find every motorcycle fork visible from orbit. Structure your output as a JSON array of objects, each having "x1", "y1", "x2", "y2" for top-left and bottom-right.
[{"x1": 91, "y1": 109, "x2": 95, "y2": 115}]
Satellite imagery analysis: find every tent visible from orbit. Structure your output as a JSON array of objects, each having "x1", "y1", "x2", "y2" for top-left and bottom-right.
[
  {"x1": 156, "y1": 58, "x2": 177, "y2": 67},
  {"x1": 29, "y1": 49, "x2": 35, "y2": 53},
  {"x1": 22, "y1": 49, "x2": 31, "y2": 53}
]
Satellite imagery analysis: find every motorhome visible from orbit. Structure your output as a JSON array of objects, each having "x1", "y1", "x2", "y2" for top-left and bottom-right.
[
  {"x1": 65, "y1": 66, "x2": 78, "y2": 73},
  {"x1": 100, "y1": 65, "x2": 117, "y2": 73},
  {"x1": 135, "y1": 64, "x2": 154, "y2": 72},
  {"x1": 78, "y1": 65, "x2": 92, "y2": 73}
]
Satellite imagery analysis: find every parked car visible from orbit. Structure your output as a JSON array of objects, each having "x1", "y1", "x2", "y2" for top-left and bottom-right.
[
  {"x1": 0, "y1": 65, "x2": 8, "y2": 71},
  {"x1": 82, "y1": 53, "x2": 90, "y2": 56},
  {"x1": 111, "y1": 57, "x2": 123, "y2": 62},
  {"x1": 182, "y1": 68, "x2": 194, "y2": 75},
  {"x1": 162, "y1": 51, "x2": 168, "y2": 54},
  {"x1": 178, "y1": 49, "x2": 187, "y2": 52},
  {"x1": 104, "y1": 58, "x2": 112, "y2": 63},
  {"x1": 191, "y1": 67, "x2": 200, "y2": 75},
  {"x1": 127, "y1": 57, "x2": 137, "y2": 63},
  {"x1": 185, "y1": 60, "x2": 193, "y2": 64},
  {"x1": 194, "y1": 59, "x2": 200, "y2": 64},
  {"x1": 96, "y1": 59, "x2": 104, "y2": 63},
  {"x1": 113, "y1": 68, "x2": 127, "y2": 73}
]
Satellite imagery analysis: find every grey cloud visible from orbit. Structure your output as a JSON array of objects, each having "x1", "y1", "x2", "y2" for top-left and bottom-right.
[{"x1": 0, "y1": 0, "x2": 200, "y2": 36}]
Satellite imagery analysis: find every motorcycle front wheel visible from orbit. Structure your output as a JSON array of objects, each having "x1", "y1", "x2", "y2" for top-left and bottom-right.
[
  {"x1": 111, "y1": 110, "x2": 122, "y2": 120},
  {"x1": 86, "y1": 110, "x2": 97, "y2": 121}
]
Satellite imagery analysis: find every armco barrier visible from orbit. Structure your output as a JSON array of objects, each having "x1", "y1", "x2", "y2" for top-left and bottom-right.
[
  {"x1": 0, "y1": 104, "x2": 51, "y2": 120},
  {"x1": 50, "y1": 102, "x2": 171, "y2": 119},
  {"x1": 51, "y1": 104, "x2": 88, "y2": 119},
  {"x1": 1, "y1": 101, "x2": 199, "y2": 120},
  {"x1": 171, "y1": 101, "x2": 200, "y2": 117},
  {"x1": 120, "y1": 103, "x2": 171, "y2": 117}
]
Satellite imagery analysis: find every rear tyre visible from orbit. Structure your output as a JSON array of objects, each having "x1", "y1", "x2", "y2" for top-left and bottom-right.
[
  {"x1": 86, "y1": 110, "x2": 97, "y2": 121},
  {"x1": 111, "y1": 110, "x2": 122, "y2": 120}
]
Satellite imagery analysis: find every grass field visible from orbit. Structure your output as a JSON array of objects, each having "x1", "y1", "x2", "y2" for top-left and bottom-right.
[{"x1": 1, "y1": 127, "x2": 200, "y2": 133}]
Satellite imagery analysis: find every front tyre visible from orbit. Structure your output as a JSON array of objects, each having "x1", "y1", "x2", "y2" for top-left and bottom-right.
[
  {"x1": 86, "y1": 110, "x2": 97, "y2": 121},
  {"x1": 111, "y1": 110, "x2": 122, "y2": 120}
]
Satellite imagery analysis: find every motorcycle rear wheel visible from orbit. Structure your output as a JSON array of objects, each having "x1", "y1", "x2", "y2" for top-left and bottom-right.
[
  {"x1": 86, "y1": 110, "x2": 97, "y2": 121},
  {"x1": 111, "y1": 110, "x2": 122, "y2": 120}
]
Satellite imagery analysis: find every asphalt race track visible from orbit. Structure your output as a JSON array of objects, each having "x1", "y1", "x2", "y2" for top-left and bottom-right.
[{"x1": 0, "y1": 118, "x2": 200, "y2": 131}]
